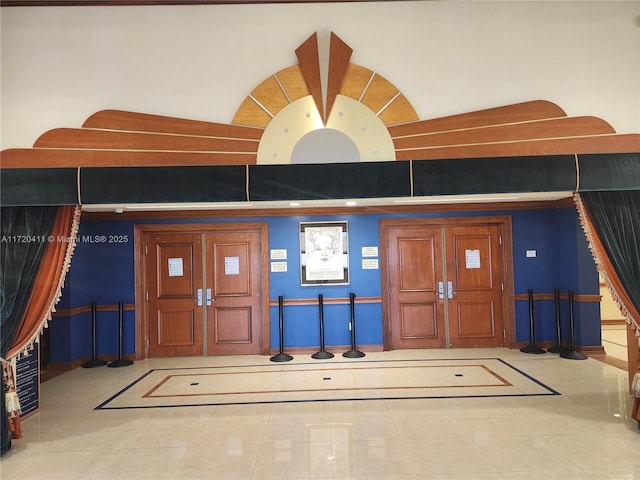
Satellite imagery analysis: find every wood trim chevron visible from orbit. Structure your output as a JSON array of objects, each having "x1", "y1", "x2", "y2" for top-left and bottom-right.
[
  {"x1": 326, "y1": 32, "x2": 353, "y2": 122},
  {"x1": 295, "y1": 32, "x2": 324, "y2": 122}
]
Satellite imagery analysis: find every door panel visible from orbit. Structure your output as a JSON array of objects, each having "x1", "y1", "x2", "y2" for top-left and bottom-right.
[
  {"x1": 385, "y1": 222, "x2": 505, "y2": 350},
  {"x1": 147, "y1": 234, "x2": 204, "y2": 357},
  {"x1": 205, "y1": 231, "x2": 262, "y2": 355},
  {"x1": 388, "y1": 227, "x2": 445, "y2": 349},
  {"x1": 446, "y1": 225, "x2": 504, "y2": 347}
]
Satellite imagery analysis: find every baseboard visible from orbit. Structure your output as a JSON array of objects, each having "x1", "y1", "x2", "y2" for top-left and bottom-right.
[{"x1": 42, "y1": 354, "x2": 136, "y2": 381}]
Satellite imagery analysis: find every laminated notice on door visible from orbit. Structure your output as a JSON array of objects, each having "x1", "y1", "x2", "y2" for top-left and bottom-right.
[
  {"x1": 168, "y1": 257, "x2": 184, "y2": 277},
  {"x1": 465, "y1": 249, "x2": 481, "y2": 269},
  {"x1": 224, "y1": 256, "x2": 240, "y2": 275}
]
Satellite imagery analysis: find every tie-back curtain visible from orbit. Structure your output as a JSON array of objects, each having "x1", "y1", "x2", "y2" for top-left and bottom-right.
[
  {"x1": 575, "y1": 191, "x2": 640, "y2": 332},
  {"x1": 574, "y1": 191, "x2": 640, "y2": 410},
  {"x1": 1, "y1": 205, "x2": 80, "y2": 455}
]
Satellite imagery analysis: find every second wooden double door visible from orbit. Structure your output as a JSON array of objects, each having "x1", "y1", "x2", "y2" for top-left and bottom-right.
[
  {"x1": 145, "y1": 227, "x2": 264, "y2": 357},
  {"x1": 384, "y1": 220, "x2": 507, "y2": 349}
]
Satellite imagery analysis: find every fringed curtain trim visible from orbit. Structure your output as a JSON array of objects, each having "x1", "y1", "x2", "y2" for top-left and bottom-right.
[
  {"x1": 574, "y1": 192, "x2": 640, "y2": 397},
  {"x1": 575, "y1": 193, "x2": 640, "y2": 336},
  {"x1": 5, "y1": 206, "x2": 81, "y2": 362}
]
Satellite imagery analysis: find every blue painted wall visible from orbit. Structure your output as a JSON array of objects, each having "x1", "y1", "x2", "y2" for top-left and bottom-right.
[{"x1": 51, "y1": 206, "x2": 600, "y2": 363}]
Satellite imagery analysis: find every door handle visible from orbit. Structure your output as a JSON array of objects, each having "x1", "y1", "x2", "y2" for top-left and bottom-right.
[
  {"x1": 447, "y1": 281, "x2": 454, "y2": 299},
  {"x1": 438, "y1": 281, "x2": 444, "y2": 299},
  {"x1": 206, "y1": 288, "x2": 213, "y2": 306},
  {"x1": 197, "y1": 288, "x2": 203, "y2": 306}
]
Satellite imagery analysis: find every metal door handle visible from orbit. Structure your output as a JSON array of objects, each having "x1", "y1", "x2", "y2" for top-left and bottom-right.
[
  {"x1": 197, "y1": 288, "x2": 203, "y2": 306},
  {"x1": 206, "y1": 288, "x2": 213, "y2": 306},
  {"x1": 438, "y1": 281, "x2": 444, "y2": 299},
  {"x1": 447, "y1": 281, "x2": 454, "y2": 299}
]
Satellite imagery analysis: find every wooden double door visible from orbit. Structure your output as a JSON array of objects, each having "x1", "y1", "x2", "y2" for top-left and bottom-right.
[
  {"x1": 139, "y1": 224, "x2": 266, "y2": 358},
  {"x1": 382, "y1": 218, "x2": 511, "y2": 349}
]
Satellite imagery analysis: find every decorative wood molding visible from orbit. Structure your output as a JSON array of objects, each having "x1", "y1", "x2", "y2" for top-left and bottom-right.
[
  {"x1": 52, "y1": 303, "x2": 135, "y2": 317},
  {"x1": 2, "y1": 32, "x2": 636, "y2": 171}
]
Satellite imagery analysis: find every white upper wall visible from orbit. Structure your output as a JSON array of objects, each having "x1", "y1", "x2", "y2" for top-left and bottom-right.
[{"x1": 1, "y1": 1, "x2": 639, "y2": 149}]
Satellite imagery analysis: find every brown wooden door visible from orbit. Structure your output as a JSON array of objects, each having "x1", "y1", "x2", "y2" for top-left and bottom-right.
[
  {"x1": 446, "y1": 225, "x2": 504, "y2": 348},
  {"x1": 387, "y1": 226, "x2": 446, "y2": 349},
  {"x1": 147, "y1": 233, "x2": 204, "y2": 357},
  {"x1": 385, "y1": 222, "x2": 505, "y2": 349},
  {"x1": 205, "y1": 230, "x2": 263, "y2": 355}
]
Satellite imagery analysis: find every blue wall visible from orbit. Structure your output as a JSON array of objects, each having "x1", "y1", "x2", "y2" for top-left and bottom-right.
[{"x1": 51, "y1": 206, "x2": 600, "y2": 363}]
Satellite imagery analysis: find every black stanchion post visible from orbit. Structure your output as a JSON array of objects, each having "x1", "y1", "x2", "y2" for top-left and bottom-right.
[
  {"x1": 271, "y1": 296, "x2": 293, "y2": 362},
  {"x1": 312, "y1": 294, "x2": 334, "y2": 359},
  {"x1": 547, "y1": 288, "x2": 569, "y2": 354},
  {"x1": 560, "y1": 290, "x2": 588, "y2": 360},
  {"x1": 343, "y1": 292, "x2": 365, "y2": 358},
  {"x1": 108, "y1": 301, "x2": 133, "y2": 368},
  {"x1": 83, "y1": 301, "x2": 107, "y2": 368},
  {"x1": 520, "y1": 289, "x2": 546, "y2": 354}
]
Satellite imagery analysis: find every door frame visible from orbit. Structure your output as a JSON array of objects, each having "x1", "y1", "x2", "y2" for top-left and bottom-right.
[
  {"x1": 134, "y1": 222, "x2": 270, "y2": 359},
  {"x1": 380, "y1": 216, "x2": 515, "y2": 350}
]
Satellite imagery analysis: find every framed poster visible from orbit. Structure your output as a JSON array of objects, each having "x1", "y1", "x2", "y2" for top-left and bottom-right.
[{"x1": 300, "y1": 221, "x2": 349, "y2": 286}]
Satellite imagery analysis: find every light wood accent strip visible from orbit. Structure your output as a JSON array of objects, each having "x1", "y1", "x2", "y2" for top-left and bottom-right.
[
  {"x1": 295, "y1": 32, "x2": 324, "y2": 122},
  {"x1": 360, "y1": 73, "x2": 399, "y2": 115},
  {"x1": 514, "y1": 293, "x2": 601, "y2": 302},
  {"x1": 1, "y1": 148, "x2": 257, "y2": 168},
  {"x1": 274, "y1": 65, "x2": 310, "y2": 102},
  {"x1": 394, "y1": 134, "x2": 640, "y2": 160},
  {"x1": 52, "y1": 303, "x2": 135, "y2": 317},
  {"x1": 378, "y1": 93, "x2": 419, "y2": 126},
  {"x1": 388, "y1": 100, "x2": 568, "y2": 136},
  {"x1": 392, "y1": 116, "x2": 615, "y2": 149},
  {"x1": 232, "y1": 97, "x2": 273, "y2": 127},
  {"x1": 82, "y1": 109, "x2": 264, "y2": 139},
  {"x1": 34, "y1": 128, "x2": 260, "y2": 152},
  {"x1": 249, "y1": 76, "x2": 290, "y2": 118},
  {"x1": 326, "y1": 32, "x2": 353, "y2": 121}
]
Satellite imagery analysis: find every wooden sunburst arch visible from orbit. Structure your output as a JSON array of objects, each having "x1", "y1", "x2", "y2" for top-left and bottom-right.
[{"x1": 1, "y1": 31, "x2": 638, "y2": 169}]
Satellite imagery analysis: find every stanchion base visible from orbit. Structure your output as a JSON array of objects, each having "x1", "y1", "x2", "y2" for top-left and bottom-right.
[
  {"x1": 82, "y1": 358, "x2": 107, "y2": 368},
  {"x1": 311, "y1": 350, "x2": 334, "y2": 360},
  {"x1": 546, "y1": 345, "x2": 571, "y2": 354},
  {"x1": 343, "y1": 350, "x2": 365, "y2": 358},
  {"x1": 270, "y1": 353, "x2": 294, "y2": 362},
  {"x1": 520, "y1": 345, "x2": 546, "y2": 354},
  {"x1": 108, "y1": 359, "x2": 134, "y2": 368},
  {"x1": 560, "y1": 350, "x2": 588, "y2": 360}
]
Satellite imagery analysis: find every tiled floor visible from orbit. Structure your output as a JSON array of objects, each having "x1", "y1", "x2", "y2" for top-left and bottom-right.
[
  {"x1": 1, "y1": 348, "x2": 639, "y2": 480},
  {"x1": 602, "y1": 324, "x2": 629, "y2": 363}
]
